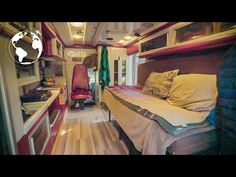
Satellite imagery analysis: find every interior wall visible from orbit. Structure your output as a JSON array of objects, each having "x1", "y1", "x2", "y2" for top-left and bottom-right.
[{"x1": 0, "y1": 35, "x2": 24, "y2": 143}]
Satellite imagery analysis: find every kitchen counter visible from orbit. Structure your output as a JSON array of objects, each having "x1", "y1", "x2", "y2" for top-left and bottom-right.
[{"x1": 23, "y1": 89, "x2": 60, "y2": 133}]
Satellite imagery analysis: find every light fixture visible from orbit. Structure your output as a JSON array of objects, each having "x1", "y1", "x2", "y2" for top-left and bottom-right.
[
  {"x1": 124, "y1": 35, "x2": 133, "y2": 40},
  {"x1": 118, "y1": 39, "x2": 126, "y2": 44},
  {"x1": 70, "y1": 22, "x2": 84, "y2": 27},
  {"x1": 73, "y1": 35, "x2": 83, "y2": 39}
]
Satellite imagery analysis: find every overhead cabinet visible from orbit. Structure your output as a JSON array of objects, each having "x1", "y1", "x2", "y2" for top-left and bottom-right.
[
  {"x1": 139, "y1": 22, "x2": 236, "y2": 58},
  {"x1": 0, "y1": 22, "x2": 42, "y2": 87}
]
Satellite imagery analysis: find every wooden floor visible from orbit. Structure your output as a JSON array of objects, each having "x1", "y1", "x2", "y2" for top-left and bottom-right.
[{"x1": 51, "y1": 105, "x2": 128, "y2": 155}]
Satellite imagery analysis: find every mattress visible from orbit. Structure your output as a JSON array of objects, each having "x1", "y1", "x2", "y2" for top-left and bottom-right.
[{"x1": 102, "y1": 85, "x2": 217, "y2": 154}]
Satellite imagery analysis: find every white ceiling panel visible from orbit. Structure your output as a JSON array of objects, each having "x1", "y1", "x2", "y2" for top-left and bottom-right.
[{"x1": 52, "y1": 22, "x2": 166, "y2": 47}]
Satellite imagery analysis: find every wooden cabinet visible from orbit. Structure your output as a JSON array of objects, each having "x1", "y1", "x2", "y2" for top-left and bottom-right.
[
  {"x1": 113, "y1": 57, "x2": 127, "y2": 85},
  {"x1": 172, "y1": 22, "x2": 236, "y2": 45},
  {"x1": 139, "y1": 22, "x2": 236, "y2": 58},
  {"x1": 41, "y1": 22, "x2": 66, "y2": 62},
  {"x1": 140, "y1": 33, "x2": 168, "y2": 52},
  {"x1": 28, "y1": 112, "x2": 51, "y2": 155},
  {"x1": 17, "y1": 110, "x2": 51, "y2": 155},
  {"x1": 106, "y1": 47, "x2": 128, "y2": 86},
  {"x1": 0, "y1": 22, "x2": 42, "y2": 43},
  {"x1": 51, "y1": 38, "x2": 65, "y2": 59},
  {"x1": 16, "y1": 62, "x2": 40, "y2": 87},
  {"x1": 174, "y1": 22, "x2": 214, "y2": 44},
  {"x1": 0, "y1": 22, "x2": 42, "y2": 86},
  {"x1": 139, "y1": 29, "x2": 170, "y2": 56}
]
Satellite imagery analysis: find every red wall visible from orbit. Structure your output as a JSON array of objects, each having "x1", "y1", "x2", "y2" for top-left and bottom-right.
[{"x1": 127, "y1": 42, "x2": 139, "y2": 55}]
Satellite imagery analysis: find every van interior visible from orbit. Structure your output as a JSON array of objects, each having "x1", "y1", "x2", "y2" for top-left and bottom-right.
[{"x1": 1, "y1": 22, "x2": 236, "y2": 155}]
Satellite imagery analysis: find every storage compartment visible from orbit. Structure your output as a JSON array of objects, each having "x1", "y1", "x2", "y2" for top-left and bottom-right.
[
  {"x1": 220, "y1": 22, "x2": 236, "y2": 32},
  {"x1": 139, "y1": 22, "x2": 236, "y2": 58},
  {"x1": 16, "y1": 61, "x2": 37, "y2": 79},
  {"x1": 49, "y1": 108, "x2": 60, "y2": 126},
  {"x1": 140, "y1": 33, "x2": 167, "y2": 52},
  {"x1": 175, "y1": 22, "x2": 213, "y2": 44},
  {"x1": 28, "y1": 113, "x2": 50, "y2": 155}
]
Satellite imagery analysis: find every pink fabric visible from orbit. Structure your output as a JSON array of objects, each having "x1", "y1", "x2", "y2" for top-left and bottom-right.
[
  {"x1": 71, "y1": 91, "x2": 91, "y2": 100},
  {"x1": 71, "y1": 64, "x2": 91, "y2": 100},
  {"x1": 72, "y1": 64, "x2": 90, "y2": 91}
]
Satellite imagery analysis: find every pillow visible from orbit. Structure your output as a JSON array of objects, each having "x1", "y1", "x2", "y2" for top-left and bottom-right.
[
  {"x1": 166, "y1": 74, "x2": 218, "y2": 112},
  {"x1": 143, "y1": 69, "x2": 180, "y2": 98}
]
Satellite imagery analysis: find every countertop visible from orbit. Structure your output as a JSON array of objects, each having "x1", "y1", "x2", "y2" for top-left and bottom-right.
[{"x1": 23, "y1": 88, "x2": 60, "y2": 133}]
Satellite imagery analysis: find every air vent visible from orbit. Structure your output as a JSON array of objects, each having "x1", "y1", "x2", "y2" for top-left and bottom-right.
[
  {"x1": 143, "y1": 23, "x2": 154, "y2": 28},
  {"x1": 106, "y1": 37, "x2": 113, "y2": 40}
]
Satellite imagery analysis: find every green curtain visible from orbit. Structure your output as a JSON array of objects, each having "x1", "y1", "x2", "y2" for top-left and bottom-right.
[{"x1": 99, "y1": 46, "x2": 110, "y2": 90}]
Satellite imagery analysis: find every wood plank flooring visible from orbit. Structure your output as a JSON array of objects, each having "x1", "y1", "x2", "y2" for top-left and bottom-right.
[{"x1": 51, "y1": 105, "x2": 128, "y2": 155}]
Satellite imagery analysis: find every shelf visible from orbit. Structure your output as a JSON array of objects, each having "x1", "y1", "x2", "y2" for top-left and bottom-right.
[{"x1": 17, "y1": 75, "x2": 40, "y2": 87}]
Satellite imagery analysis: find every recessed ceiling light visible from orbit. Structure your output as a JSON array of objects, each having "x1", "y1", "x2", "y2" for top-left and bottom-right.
[
  {"x1": 118, "y1": 39, "x2": 126, "y2": 43},
  {"x1": 73, "y1": 35, "x2": 83, "y2": 39},
  {"x1": 70, "y1": 22, "x2": 84, "y2": 27},
  {"x1": 124, "y1": 35, "x2": 133, "y2": 40}
]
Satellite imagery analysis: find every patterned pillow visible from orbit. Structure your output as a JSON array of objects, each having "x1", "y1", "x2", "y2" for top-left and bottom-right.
[{"x1": 143, "y1": 69, "x2": 180, "y2": 98}]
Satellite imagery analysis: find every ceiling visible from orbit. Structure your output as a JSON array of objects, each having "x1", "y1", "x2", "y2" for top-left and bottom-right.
[{"x1": 51, "y1": 22, "x2": 167, "y2": 47}]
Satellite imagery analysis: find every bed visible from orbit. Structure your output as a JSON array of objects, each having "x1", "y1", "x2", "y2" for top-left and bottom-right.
[
  {"x1": 102, "y1": 85, "x2": 218, "y2": 154},
  {"x1": 101, "y1": 47, "x2": 234, "y2": 155}
]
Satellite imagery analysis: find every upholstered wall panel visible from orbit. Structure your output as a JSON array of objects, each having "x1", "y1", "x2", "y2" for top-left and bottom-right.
[{"x1": 137, "y1": 47, "x2": 230, "y2": 85}]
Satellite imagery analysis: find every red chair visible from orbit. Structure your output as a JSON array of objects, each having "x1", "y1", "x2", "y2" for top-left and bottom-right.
[{"x1": 71, "y1": 64, "x2": 91, "y2": 110}]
